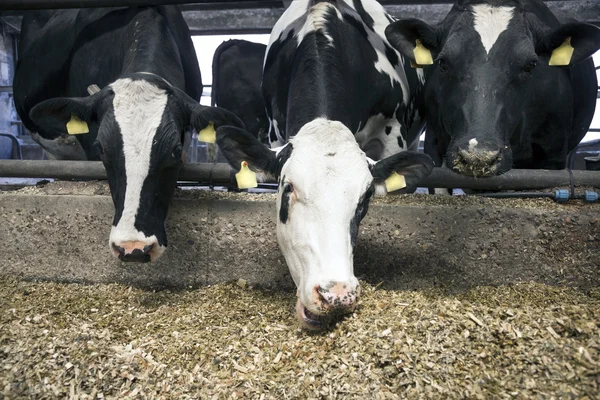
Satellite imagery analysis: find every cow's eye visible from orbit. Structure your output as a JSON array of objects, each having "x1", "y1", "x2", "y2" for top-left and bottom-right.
[
  {"x1": 282, "y1": 182, "x2": 294, "y2": 195},
  {"x1": 524, "y1": 60, "x2": 537, "y2": 73},
  {"x1": 171, "y1": 145, "x2": 182, "y2": 159},
  {"x1": 438, "y1": 58, "x2": 449, "y2": 72}
]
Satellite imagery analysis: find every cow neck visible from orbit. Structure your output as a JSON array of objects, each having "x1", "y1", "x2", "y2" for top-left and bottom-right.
[{"x1": 287, "y1": 39, "x2": 353, "y2": 137}]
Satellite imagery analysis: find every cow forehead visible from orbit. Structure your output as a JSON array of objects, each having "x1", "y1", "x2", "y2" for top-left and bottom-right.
[
  {"x1": 282, "y1": 120, "x2": 372, "y2": 196},
  {"x1": 470, "y1": 4, "x2": 515, "y2": 54}
]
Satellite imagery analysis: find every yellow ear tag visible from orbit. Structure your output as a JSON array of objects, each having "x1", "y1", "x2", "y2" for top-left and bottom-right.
[
  {"x1": 235, "y1": 161, "x2": 258, "y2": 189},
  {"x1": 548, "y1": 37, "x2": 574, "y2": 66},
  {"x1": 66, "y1": 114, "x2": 89, "y2": 135},
  {"x1": 410, "y1": 60, "x2": 425, "y2": 69},
  {"x1": 198, "y1": 122, "x2": 216, "y2": 143},
  {"x1": 384, "y1": 171, "x2": 407, "y2": 192},
  {"x1": 413, "y1": 39, "x2": 433, "y2": 65}
]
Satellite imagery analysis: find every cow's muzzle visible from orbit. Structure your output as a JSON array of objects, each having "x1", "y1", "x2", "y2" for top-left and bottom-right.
[
  {"x1": 450, "y1": 144, "x2": 508, "y2": 177},
  {"x1": 296, "y1": 282, "x2": 361, "y2": 330},
  {"x1": 112, "y1": 241, "x2": 157, "y2": 263}
]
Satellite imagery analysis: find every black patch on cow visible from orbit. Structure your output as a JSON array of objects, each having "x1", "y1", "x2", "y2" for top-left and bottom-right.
[
  {"x1": 276, "y1": 142, "x2": 294, "y2": 175},
  {"x1": 384, "y1": 42, "x2": 399, "y2": 67},
  {"x1": 344, "y1": 15, "x2": 369, "y2": 40},
  {"x1": 349, "y1": 183, "x2": 375, "y2": 247},
  {"x1": 353, "y1": 0, "x2": 374, "y2": 30},
  {"x1": 385, "y1": 126, "x2": 392, "y2": 135},
  {"x1": 279, "y1": 179, "x2": 293, "y2": 224}
]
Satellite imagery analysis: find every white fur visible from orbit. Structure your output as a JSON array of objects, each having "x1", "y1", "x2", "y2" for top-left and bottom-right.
[
  {"x1": 276, "y1": 119, "x2": 369, "y2": 314},
  {"x1": 355, "y1": 109, "x2": 407, "y2": 160},
  {"x1": 472, "y1": 4, "x2": 514, "y2": 54},
  {"x1": 468, "y1": 138, "x2": 478, "y2": 152},
  {"x1": 296, "y1": 2, "x2": 342, "y2": 44},
  {"x1": 108, "y1": 78, "x2": 168, "y2": 256}
]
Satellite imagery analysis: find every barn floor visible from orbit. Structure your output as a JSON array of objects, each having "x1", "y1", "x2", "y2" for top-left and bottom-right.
[{"x1": 1, "y1": 278, "x2": 598, "y2": 399}]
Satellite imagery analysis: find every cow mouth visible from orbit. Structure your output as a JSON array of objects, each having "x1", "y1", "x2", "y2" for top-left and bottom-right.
[
  {"x1": 296, "y1": 298, "x2": 327, "y2": 330},
  {"x1": 295, "y1": 298, "x2": 355, "y2": 331}
]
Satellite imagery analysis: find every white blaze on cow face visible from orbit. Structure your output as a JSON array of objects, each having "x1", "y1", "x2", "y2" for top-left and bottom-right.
[
  {"x1": 108, "y1": 78, "x2": 168, "y2": 261},
  {"x1": 472, "y1": 4, "x2": 515, "y2": 54},
  {"x1": 276, "y1": 119, "x2": 371, "y2": 321}
]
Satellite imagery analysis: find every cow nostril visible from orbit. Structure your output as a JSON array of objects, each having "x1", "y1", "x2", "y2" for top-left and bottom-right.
[
  {"x1": 313, "y1": 285, "x2": 329, "y2": 310},
  {"x1": 112, "y1": 243, "x2": 125, "y2": 257}
]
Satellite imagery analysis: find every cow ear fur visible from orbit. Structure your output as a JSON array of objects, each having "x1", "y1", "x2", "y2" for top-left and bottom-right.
[
  {"x1": 29, "y1": 95, "x2": 98, "y2": 140},
  {"x1": 369, "y1": 151, "x2": 434, "y2": 195},
  {"x1": 385, "y1": 18, "x2": 439, "y2": 62},
  {"x1": 216, "y1": 125, "x2": 281, "y2": 179},
  {"x1": 172, "y1": 86, "x2": 245, "y2": 133},
  {"x1": 534, "y1": 22, "x2": 600, "y2": 66}
]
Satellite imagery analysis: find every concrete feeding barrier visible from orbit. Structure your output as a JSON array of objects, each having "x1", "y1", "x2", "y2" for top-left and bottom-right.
[{"x1": 1, "y1": 182, "x2": 599, "y2": 291}]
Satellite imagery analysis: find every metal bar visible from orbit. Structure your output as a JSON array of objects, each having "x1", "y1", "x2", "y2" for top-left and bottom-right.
[
  {"x1": 3, "y1": 1, "x2": 598, "y2": 32},
  {"x1": 0, "y1": 134, "x2": 23, "y2": 160},
  {"x1": 0, "y1": 0, "x2": 282, "y2": 10},
  {"x1": 0, "y1": 0, "x2": 585, "y2": 10},
  {"x1": 1, "y1": 160, "x2": 600, "y2": 190}
]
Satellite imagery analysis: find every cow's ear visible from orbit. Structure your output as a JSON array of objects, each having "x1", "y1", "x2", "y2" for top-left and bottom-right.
[
  {"x1": 369, "y1": 151, "x2": 434, "y2": 195},
  {"x1": 385, "y1": 18, "x2": 439, "y2": 63},
  {"x1": 188, "y1": 103, "x2": 245, "y2": 132},
  {"x1": 173, "y1": 86, "x2": 244, "y2": 132},
  {"x1": 29, "y1": 94, "x2": 99, "y2": 140},
  {"x1": 217, "y1": 125, "x2": 289, "y2": 179},
  {"x1": 535, "y1": 22, "x2": 600, "y2": 66}
]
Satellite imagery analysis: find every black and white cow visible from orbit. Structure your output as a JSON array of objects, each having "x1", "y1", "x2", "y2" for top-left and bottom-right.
[
  {"x1": 386, "y1": 0, "x2": 600, "y2": 177},
  {"x1": 217, "y1": 0, "x2": 433, "y2": 329},
  {"x1": 211, "y1": 39, "x2": 270, "y2": 144},
  {"x1": 13, "y1": 7, "x2": 242, "y2": 262}
]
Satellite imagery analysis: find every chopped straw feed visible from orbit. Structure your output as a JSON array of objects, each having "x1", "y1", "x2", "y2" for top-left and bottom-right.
[{"x1": 1, "y1": 278, "x2": 598, "y2": 399}]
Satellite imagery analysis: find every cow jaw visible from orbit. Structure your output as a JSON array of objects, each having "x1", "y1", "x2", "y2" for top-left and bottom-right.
[{"x1": 276, "y1": 119, "x2": 369, "y2": 329}]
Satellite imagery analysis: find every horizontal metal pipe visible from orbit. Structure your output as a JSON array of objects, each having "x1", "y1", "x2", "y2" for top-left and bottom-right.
[
  {"x1": 0, "y1": 0, "x2": 581, "y2": 10},
  {"x1": 1, "y1": 160, "x2": 600, "y2": 190},
  {"x1": 0, "y1": 0, "x2": 277, "y2": 10}
]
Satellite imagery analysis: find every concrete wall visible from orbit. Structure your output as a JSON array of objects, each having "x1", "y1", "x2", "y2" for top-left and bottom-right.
[{"x1": 1, "y1": 186, "x2": 599, "y2": 291}]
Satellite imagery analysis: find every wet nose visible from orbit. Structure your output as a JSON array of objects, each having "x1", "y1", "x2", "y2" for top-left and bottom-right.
[
  {"x1": 112, "y1": 241, "x2": 155, "y2": 263},
  {"x1": 313, "y1": 282, "x2": 360, "y2": 312},
  {"x1": 453, "y1": 147, "x2": 502, "y2": 177}
]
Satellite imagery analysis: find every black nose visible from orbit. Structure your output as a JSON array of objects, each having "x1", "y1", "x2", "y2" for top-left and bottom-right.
[
  {"x1": 453, "y1": 148, "x2": 502, "y2": 177},
  {"x1": 112, "y1": 243, "x2": 154, "y2": 263}
]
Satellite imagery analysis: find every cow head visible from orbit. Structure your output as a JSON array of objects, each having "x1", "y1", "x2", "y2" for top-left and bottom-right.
[
  {"x1": 217, "y1": 119, "x2": 433, "y2": 329},
  {"x1": 386, "y1": 0, "x2": 600, "y2": 177},
  {"x1": 30, "y1": 74, "x2": 242, "y2": 263}
]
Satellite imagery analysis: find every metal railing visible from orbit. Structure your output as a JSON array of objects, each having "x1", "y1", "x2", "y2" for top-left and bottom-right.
[{"x1": 1, "y1": 160, "x2": 600, "y2": 190}]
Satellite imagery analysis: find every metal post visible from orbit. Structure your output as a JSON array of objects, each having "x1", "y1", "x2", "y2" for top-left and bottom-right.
[{"x1": 1, "y1": 160, "x2": 600, "y2": 190}]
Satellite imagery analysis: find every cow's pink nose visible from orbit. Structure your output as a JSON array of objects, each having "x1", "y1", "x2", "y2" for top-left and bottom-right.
[
  {"x1": 112, "y1": 240, "x2": 156, "y2": 263},
  {"x1": 313, "y1": 282, "x2": 360, "y2": 312}
]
